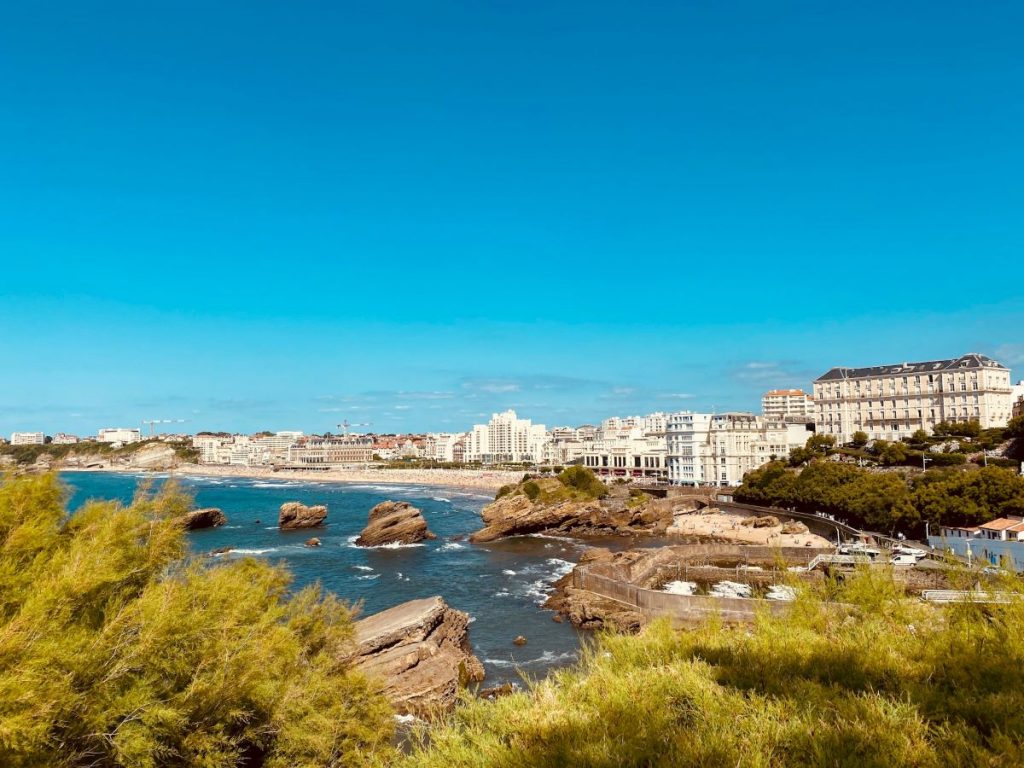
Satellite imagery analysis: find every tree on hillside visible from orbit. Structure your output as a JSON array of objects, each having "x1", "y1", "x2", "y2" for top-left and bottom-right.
[
  {"x1": 0, "y1": 474, "x2": 393, "y2": 768},
  {"x1": 850, "y1": 431, "x2": 869, "y2": 448},
  {"x1": 1007, "y1": 414, "x2": 1024, "y2": 441}
]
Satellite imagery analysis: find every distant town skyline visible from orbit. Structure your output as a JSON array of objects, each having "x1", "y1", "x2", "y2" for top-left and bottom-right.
[{"x1": 2, "y1": 1, "x2": 1022, "y2": 435}]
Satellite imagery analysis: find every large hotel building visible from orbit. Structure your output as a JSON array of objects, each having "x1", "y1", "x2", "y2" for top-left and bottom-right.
[{"x1": 813, "y1": 353, "x2": 1013, "y2": 442}]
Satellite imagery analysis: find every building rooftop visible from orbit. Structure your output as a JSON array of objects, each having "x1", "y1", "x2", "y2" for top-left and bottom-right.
[
  {"x1": 763, "y1": 389, "x2": 810, "y2": 397},
  {"x1": 815, "y1": 353, "x2": 1008, "y2": 382},
  {"x1": 979, "y1": 517, "x2": 1024, "y2": 531}
]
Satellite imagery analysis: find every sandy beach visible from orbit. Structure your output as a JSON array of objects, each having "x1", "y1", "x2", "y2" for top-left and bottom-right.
[{"x1": 66, "y1": 462, "x2": 522, "y2": 492}]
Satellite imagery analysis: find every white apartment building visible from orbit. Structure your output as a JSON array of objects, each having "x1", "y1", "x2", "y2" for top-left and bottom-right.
[
  {"x1": 97, "y1": 428, "x2": 142, "y2": 444},
  {"x1": 51, "y1": 433, "x2": 80, "y2": 445},
  {"x1": 1013, "y1": 380, "x2": 1024, "y2": 419},
  {"x1": 761, "y1": 389, "x2": 815, "y2": 419},
  {"x1": 813, "y1": 353, "x2": 1013, "y2": 443},
  {"x1": 463, "y1": 410, "x2": 550, "y2": 464},
  {"x1": 579, "y1": 412, "x2": 671, "y2": 479},
  {"x1": 666, "y1": 412, "x2": 811, "y2": 487},
  {"x1": 10, "y1": 431, "x2": 45, "y2": 445}
]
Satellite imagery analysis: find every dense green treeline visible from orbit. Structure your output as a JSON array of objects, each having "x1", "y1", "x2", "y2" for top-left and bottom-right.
[{"x1": 735, "y1": 460, "x2": 1024, "y2": 534}]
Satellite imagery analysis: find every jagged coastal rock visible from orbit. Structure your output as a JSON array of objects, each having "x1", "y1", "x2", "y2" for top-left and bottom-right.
[
  {"x1": 278, "y1": 502, "x2": 328, "y2": 530},
  {"x1": 469, "y1": 478, "x2": 687, "y2": 543},
  {"x1": 350, "y1": 596, "x2": 485, "y2": 715},
  {"x1": 182, "y1": 507, "x2": 227, "y2": 530},
  {"x1": 356, "y1": 501, "x2": 436, "y2": 546}
]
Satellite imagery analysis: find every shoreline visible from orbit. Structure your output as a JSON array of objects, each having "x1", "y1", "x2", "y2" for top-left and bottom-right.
[{"x1": 59, "y1": 463, "x2": 521, "y2": 493}]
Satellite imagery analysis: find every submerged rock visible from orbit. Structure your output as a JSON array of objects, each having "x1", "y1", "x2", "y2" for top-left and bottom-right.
[
  {"x1": 512, "y1": 635, "x2": 527, "y2": 646},
  {"x1": 350, "y1": 596, "x2": 485, "y2": 716},
  {"x1": 356, "y1": 501, "x2": 435, "y2": 547},
  {"x1": 304, "y1": 537, "x2": 321, "y2": 547},
  {"x1": 182, "y1": 507, "x2": 227, "y2": 530},
  {"x1": 278, "y1": 502, "x2": 327, "y2": 530}
]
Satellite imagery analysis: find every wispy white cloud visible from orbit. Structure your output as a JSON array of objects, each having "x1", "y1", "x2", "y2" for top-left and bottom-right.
[{"x1": 992, "y1": 344, "x2": 1024, "y2": 366}]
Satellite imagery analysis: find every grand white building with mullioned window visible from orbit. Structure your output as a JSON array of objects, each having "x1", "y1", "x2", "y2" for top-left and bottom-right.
[{"x1": 813, "y1": 353, "x2": 1013, "y2": 443}]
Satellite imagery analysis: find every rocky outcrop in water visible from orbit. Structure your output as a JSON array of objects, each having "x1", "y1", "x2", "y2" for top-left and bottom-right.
[
  {"x1": 350, "y1": 596, "x2": 484, "y2": 716},
  {"x1": 182, "y1": 507, "x2": 227, "y2": 530},
  {"x1": 356, "y1": 501, "x2": 435, "y2": 547},
  {"x1": 469, "y1": 482, "x2": 691, "y2": 543},
  {"x1": 278, "y1": 502, "x2": 327, "y2": 530}
]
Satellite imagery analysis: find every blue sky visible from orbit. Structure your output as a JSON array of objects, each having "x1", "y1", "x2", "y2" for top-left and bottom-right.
[{"x1": 1, "y1": 1, "x2": 1022, "y2": 435}]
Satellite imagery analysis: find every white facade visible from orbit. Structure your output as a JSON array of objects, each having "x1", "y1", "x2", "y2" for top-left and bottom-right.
[
  {"x1": 813, "y1": 353, "x2": 1013, "y2": 443},
  {"x1": 930, "y1": 517, "x2": 1024, "y2": 572},
  {"x1": 286, "y1": 436, "x2": 374, "y2": 467},
  {"x1": 97, "y1": 428, "x2": 142, "y2": 444},
  {"x1": 51, "y1": 433, "x2": 80, "y2": 445},
  {"x1": 423, "y1": 432, "x2": 466, "y2": 463},
  {"x1": 462, "y1": 410, "x2": 550, "y2": 464},
  {"x1": 10, "y1": 431, "x2": 45, "y2": 445},
  {"x1": 666, "y1": 412, "x2": 811, "y2": 487},
  {"x1": 578, "y1": 412, "x2": 672, "y2": 479},
  {"x1": 762, "y1": 389, "x2": 815, "y2": 418}
]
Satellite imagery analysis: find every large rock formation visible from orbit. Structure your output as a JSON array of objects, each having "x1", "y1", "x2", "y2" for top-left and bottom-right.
[
  {"x1": 470, "y1": 483, "x2": 686, "y2": 543},
  {"x1": 182, "y1": 507, "x2": 227, "y2": 530},
  {"x1": 278, "y1": 502, "x2": 328, "y2": 530},
  {"x1": 356, "y1": 501, "x2": 435, "y2": 547},
  {"x1": 350, "y1": 596, "x2": 484, "y2": 715}
]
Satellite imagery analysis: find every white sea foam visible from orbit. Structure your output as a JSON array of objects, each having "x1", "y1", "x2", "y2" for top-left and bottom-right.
[
  {"x1": 353, "y1": 565, "x2": 374, "y2": 572},
  {"x1": 483, "y1": 650, "x2": 577, "y2": 668},
  {"x1": 253, "y1": 482, "x2": 292, "y2": 488},
  {"x1": 502, "y1": 569, "x2": 517, "y2": 576},
  {"x1": 229, "y1": 548, "x2": 279, "y2": 555},
  {"x1": 357, "y1": 574, "x2": 381, "y2": 580},
  {"x1": 432, "y1": 497, "x2": 451, "y2": 503},
  {"x1": 350, "y1": 540, "x2": 426, "y2": 550},
  {"x1": 439, "y1": 541, "x2": 465, "y2": 551}
]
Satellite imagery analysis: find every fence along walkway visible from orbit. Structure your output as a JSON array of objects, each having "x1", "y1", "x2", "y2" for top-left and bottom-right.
[{"x1": 574, "y1": 568, "x2": 791, "y2": 626}]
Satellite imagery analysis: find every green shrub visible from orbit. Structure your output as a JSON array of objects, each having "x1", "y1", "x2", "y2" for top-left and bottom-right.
[
  {"x1": 556, "y1": 466, "x2": 608, "y2": 500},
  {"x1": 0, "y1": 473, "x2": 393, "y2": 767},
  {"x1": 522, "y1": 481, "x2": 541, "y2": 501}
]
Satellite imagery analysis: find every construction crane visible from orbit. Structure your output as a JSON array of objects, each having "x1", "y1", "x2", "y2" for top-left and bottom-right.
[
  {"x1": 338, "y1": 420, "x2": 372, "y2": 435},
  {"x1": 142, "y1": 418, "x2": 190, "y2": 437}
]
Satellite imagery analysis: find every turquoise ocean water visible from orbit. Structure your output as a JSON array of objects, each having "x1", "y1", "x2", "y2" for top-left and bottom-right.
[{"x1": 61, "y1": 471, "x2": 584, "y2": 685}]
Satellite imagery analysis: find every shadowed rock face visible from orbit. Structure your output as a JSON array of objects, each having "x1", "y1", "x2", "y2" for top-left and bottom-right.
[
  {"x1": 350, "y1": 596, "x2": 484, "y2": 716},
  {"x1": 278, "y1": 502, "x2": 327, "y2": 530},
  {"x1": 183, "y1": 508, "x2": 227, "y2": 530},
  {"x1": 356, "y1": 501, "x2": 436, "y2": 547}
]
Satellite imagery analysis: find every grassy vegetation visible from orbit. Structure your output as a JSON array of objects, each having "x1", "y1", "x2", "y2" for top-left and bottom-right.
[
  {"x1": 0, "y1": 473, "x2": 393, "y2": 767},
  {"x1": 495, "y1": 466, "x2": 608, "y2": 504},
  {"x1": 5, "y1": 471, "x2": 1024, "y2": 766},
  {"x1": 401, "y1": 569, "x2": 1024, "y2": 767}
]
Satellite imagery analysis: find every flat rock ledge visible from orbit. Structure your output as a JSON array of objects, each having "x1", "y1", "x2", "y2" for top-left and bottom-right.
[
  {"x1": 350, "y1": 596, "x2": 484, "y2": 716},
  {"x1": 278, "y1": 502, "x2": 327, "y2": 530},
  {"x1": 356, "y1": 501, "x2": 436, "y2": 546},
  {"x1": 182, "y1": 507, "x2": 227, "y2": 530}
]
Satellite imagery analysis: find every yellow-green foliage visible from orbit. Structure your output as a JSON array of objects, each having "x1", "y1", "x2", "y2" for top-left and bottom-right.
[
  {"x1": 0, "y1": 473, "x2": 393, "y2": 768},
  {"x1": 402, "y1": 569, "x2": 1024, "y2": 767}
]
